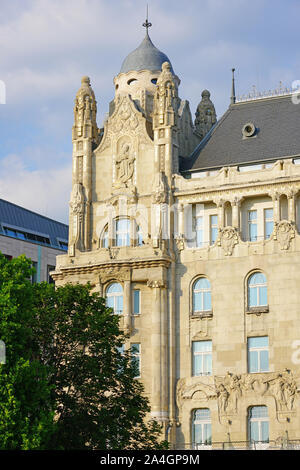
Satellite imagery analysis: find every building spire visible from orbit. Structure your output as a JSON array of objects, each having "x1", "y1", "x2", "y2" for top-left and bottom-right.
[
  {"x1": 231, "y1": 68, "x2": 236, "y2": 105},
  {"x1": 143, "y1": 4, "x2": 152, "y2": 35}
]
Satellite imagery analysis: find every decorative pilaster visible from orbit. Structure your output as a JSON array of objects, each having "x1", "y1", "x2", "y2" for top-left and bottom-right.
[{"x1": 147, "y1": 280, "x2": 169, "y2": 425}]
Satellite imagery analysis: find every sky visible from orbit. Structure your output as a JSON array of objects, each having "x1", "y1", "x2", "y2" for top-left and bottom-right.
[{"x1": 1, "y1": 0, "x2": 300, "y2": 224}]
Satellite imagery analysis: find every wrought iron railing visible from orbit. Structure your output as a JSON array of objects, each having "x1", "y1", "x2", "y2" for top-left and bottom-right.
[{"x1": 173, "y1": 439, "x2": 300, "y2": 450}]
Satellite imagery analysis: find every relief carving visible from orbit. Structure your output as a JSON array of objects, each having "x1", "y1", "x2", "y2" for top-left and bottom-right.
[
  {"x1": 114, "y1": 143, "x2": 135, "y2": 189},
  {"x1": 217, "y1": 227, "x2": 239, "y2": 255},
  {"x1": 274, "y1": 220, "x2": 295, "y2": 250},
  {"x1": 176, "y1": 369, "x2": 300, "y2": 424}
]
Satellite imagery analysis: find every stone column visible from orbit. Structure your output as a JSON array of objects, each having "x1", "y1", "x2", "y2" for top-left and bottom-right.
[
  {"x1": 288, "y1": 191, "x2": 296, "y2": 222},
  {"x1": 147, "y1": 280, "x2": 168, "y2": 425},
  {"x1": 123, "y1": 280, "x2": 132, "y2": 333},
  {"x1": 178, "y1": 203, "x2": 184, "y2": 238},
  {"x1": 271, "y1": 192, "x2": 280, "y2": 222},
  {"x1": 232, "y1": 197, "x2": 242, "y2": 232},
  {"x1": 216, "y1": 199, "x2": 225, "y2": 229}
]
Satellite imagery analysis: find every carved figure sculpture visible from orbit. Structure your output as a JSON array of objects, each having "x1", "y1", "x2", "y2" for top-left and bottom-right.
[{"x1": 115, "y1": 144, "x2": 135, "y2": 188}]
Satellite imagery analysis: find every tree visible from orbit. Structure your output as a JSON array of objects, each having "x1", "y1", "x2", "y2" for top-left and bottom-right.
[
  {"x1": 32, "y1": 281, "x2": 168, "y2": 450},
  {"x1": 0, "y1": 253, "x2": 55, "y2": 449}
]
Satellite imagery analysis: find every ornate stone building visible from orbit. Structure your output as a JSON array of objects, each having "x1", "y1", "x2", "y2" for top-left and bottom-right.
[{"x1": 53, "y1": 24, "x2": 300, "y2": 449}]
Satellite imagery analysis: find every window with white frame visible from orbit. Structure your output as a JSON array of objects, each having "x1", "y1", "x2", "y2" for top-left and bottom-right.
[
  {"x1": 210, "y1": 214, "x2": 218, "y2": 245},
  {"x1": 248, "y1": 272, "x2": 267, "y2": 308},
  {"x1": 115, "y1": 218, "x2": 130, "y2": 247},
  {"x1": 264, "y1": 208, "x2": 274, "y2": 239},
  {"x1": 133, "y1": 289, "x2": 140, "y2": 315},
  {"x1": 101, "y1": 226, "x2": 109, "y2": 248},
  {"x1": 192, "y1": 341, "x2": 212, "y2": 376},
  {"x1": 248, "y1": 406, "x2": 269, "y2": 447},
  {"x1": 192, "y1": 409, "x2": 212, "y2": 449},
  {"x1": 106, "y1": 283, "x2": 123, "y2": 314},
  {"x1": 248, "y1": 336, "x2": 269, "y2": 373},
  {"x1": 131, "y1": 343, "x2": 141, "y2": 377},
  {"x1": 248, "y1": 210, "x2": 258, "y2": 241},
  {"x1": 196, "y1": 216, "x2": 204, "y2": 247},
  {"x1": 192, "y1": 278, "x2": 212, "y2": 313}
]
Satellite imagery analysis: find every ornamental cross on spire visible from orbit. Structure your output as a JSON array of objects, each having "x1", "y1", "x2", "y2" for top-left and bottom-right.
[{"x1": 143, "y1": 5, "x2": 152, "y2": 33}]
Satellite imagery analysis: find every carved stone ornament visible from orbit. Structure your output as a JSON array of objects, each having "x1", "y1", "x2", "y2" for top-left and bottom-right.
[
  {"x1": 110, "y1": 96, "x2": 140, "y2": 135},
  {"x1": 99, "y1": 267, "x2": 131, "y2": 285},
  {"x1": 69, "y1": 183, "x2": 85, "y2": 215},
  {"x1": 147, "y1": 280, "x2": 166, "y2": 289},
  {"x1": 174, "y1": 236, "x2": 185, "y2": 251},
  {"x1": 274, "y1": 220, "x2": 295, "y2": 250},
  {"x1": 217, "y1": 226, "x2": 239, "y2": 255},
  {"x1": 176, "y1": 369, "x2": 300, "y2": 424},
  {"x1": 114, "y1": 143, "x2": 135, "y2": 189},
  {"x1": 152, "y1": 171, "x2": 168, "y2": 204},
  {"x1": 107, "y1": 247, "x2": 119, "y2": 260}
]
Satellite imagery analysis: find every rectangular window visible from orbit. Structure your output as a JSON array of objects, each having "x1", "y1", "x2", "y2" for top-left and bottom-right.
[
  {"x1": 116, "y1": 219, "x2": 130, "y2": 247},
  {"x1": 248, "y1": 210, "x2": 257, "y2": 241},
  {"x1": 248, "y1": 336, "x2": 269, "y2": 373},
  {"x1": 131, "y1": 343, "x2": 141, "y2": 378},
  {"x1": 196, "y1": 216, "x2": 204, "y2": 247},
  {"x1": 192, "y1": 341, "x2": 212, "y2": 376},
  {"x1": 264, "y1": 208, "x2": 274, "y2": 239},
  {"x1": 133, "y1": 289, "x2": 140, "y2": 315},
  {"x1": 210, "y1": 215, "x2": 218, "y2": 245},
  {"x1": 47, "y1": 265, "x2": 55, "y2": 284}
]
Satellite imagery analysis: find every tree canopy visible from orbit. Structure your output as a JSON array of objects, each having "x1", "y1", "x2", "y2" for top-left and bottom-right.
[{"x1": 0, "y1": 252, "x2": 167, "y2": 450}]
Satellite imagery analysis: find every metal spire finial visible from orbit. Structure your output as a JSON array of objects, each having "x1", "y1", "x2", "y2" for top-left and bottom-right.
[
  {"x1": 143, "y1": 4, "x2": 152, "y2": 33},
  {"x1": 231, "y1": 68, "x2": 236, "y2": 105}
]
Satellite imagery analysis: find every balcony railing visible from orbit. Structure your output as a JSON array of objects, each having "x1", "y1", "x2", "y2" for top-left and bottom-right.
[{"x1": 174, "y1": 439, "x2": 300, "y2": 450}]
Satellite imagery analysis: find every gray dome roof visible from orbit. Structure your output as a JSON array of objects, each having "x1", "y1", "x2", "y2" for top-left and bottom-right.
[{"x1": 120, "y1": 32, "x2": 174, "y2": 74}]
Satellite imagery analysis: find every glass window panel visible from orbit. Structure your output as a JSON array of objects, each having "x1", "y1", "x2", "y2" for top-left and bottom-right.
[
  {"x1": 249, "y1": 336, "x2": 268, "y2": 348},
  {"x1": 248, "y1": 210, "x2": 257, "y2": 221},
  {"x1": 193, "y1": 354, "x2": 202, "y2": 376},
  {"x1": 203, "y1": 354, "x2": 212, "y2": 375},
  {"x1": 259, "y1": 286, "x2": 268, "y2": 306},
  {"x1": 250, "y1": 421, "x2": 259, "y2": 442},
  {"x1": 260, "y1": 350, "x2": 269, "y2": 371},
  {"x1": 194, "y1": 278, "x2": 211, "y2": 290},
  {"x1": 265, "y1": 209, "x2": 273, "y2": 219},
  {"x1": 107, "y1": 283, "x2": 123, "y2": 294},
  {"x1": 249, "y1": 350, "x2": 258, "y2": 373},
  {"x1": 194, "y1": 341, "x2": 212, "y2": 352},
  {"x1": 203, "y1": 291, "x2": 212, "y2": 311},
  {"x1": 133, "y1": 290, "x2": 140, "y2": 314},
  {"x1": 248, "y1": 286, "x2": 257, "y2": 307},
  {"x1": 193, "y1": 292, "x2": 203, "y2": 312},
  {"x1": 261, "y1": 421, "x2": 269, "y2": 442},
  {"x1": 107, "y1": 297, "x2": 114, "y2": 309},
  {"x1": 249, "y1": 272, "x2": 266, "y2": 285},
  {"x1": 250, "y1": 406, "x2": 268, "y2": 418},
  {"x1": 194, "y1": 424, "x2": 202, "y2": 444},
  {"x1": 203, "y1": 424, "x2": 212, "y2": 445},
  {"x1": 249, "y1": 222, "x2": 257, "y2": 241},
  {"x1": 116, "y1": 295, "x2": 123, "y2": 314},
  {"x1": 265, "y1": 221, "x2": 274, "y2": 239}
]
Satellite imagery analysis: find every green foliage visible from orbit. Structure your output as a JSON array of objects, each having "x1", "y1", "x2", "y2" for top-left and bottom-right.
[
  {"x1": 0, "y1": 253, "x2": 55, "y2": 449},
  {"x1": 0, "y1": 252, "x2": 168, "y2": 450},
  {"x1": 32, "y1": 282, "x2": 168, "y2": 450}
]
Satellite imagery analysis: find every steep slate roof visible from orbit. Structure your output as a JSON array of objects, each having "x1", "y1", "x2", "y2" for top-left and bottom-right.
[
  {"x1": 180, "y1": 94, "x2": 300, "y2": 173},
  {"x1": 0, "y1": 198, "x2": 68, "y2": 249},
  {"x1": 120, "y1": 31, "x2": 174, "y2": 75}
]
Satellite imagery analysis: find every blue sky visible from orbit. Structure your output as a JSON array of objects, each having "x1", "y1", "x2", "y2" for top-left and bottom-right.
[{"x1": 1, "y1": 0, "x2": 300, "y2": 223}]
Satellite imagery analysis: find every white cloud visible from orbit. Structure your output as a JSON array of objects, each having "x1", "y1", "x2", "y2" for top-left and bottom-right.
[{"x1": 0, "y1": 153, "x2": 71, "y2": 223}]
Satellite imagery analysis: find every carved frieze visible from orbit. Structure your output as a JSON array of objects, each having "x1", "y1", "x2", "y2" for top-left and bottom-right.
[
  {"x1": 176, "y1": 369, "x2": 300, "y2": 424},
  {"x1": 99, "y1": 267, "x2": 131, "y2": 285}
]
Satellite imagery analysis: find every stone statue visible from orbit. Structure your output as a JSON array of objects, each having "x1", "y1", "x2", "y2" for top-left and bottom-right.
[
  {"x1": 115, "y1": 143, "x2": 135, "y2": 188},
  {"x1": 195, "y1": 89, "x2": 217, "y2": 140}
]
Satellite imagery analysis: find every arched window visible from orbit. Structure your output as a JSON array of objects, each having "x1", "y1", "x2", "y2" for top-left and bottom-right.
[
  {"x1": 101, "y1": 226, "x2": 109, "y2": 248},
  {"x1": 193, "y1": 278, "x2": 212, "y2": 313},
  {"x1": 248, "y1": 406, "x2": 269, "y2": 449},
  {"x1": 106, "y1": 283, "x2": 123, "y2": 314},
  {"x1": 192, "y1": 409, "x2": 212, "y2": 449},
  {"x1": 248, "y1": 272, "x2": 267, "y2": 308},
  {"x1": 115, "y1": 218, "x2": 130, "y2": 247}
]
